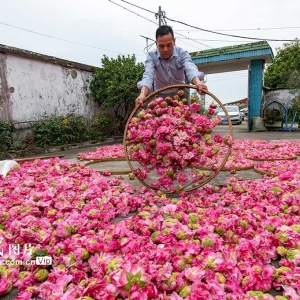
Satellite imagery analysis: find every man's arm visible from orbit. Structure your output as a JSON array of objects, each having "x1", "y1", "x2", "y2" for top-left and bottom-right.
[
  {"x1": 181, "y1": 49, "x2": 208, "y2": 94},
  {"x1": 192, "y1": 76, "x2": 208, "y2": 95},
  {"x1": 136, "y1": 53, "x2": 155, "y2": 107}
]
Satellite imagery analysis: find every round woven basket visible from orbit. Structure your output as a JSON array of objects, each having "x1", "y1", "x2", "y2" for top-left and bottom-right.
[{"x1": 123, "y1": 84, "x2": 233, "y2": 193}]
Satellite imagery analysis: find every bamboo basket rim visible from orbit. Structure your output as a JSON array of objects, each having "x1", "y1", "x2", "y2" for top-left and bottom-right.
[
  {"x1": 253, "y1": 166, "x2": 278, "y2": 177},
  {"x1": 98, "y1": 170, "x2": 131, "y2": 175},
  {"x1": 123, "y1": 84, "x2": 233, "y2": 193},
  {"x1": 14, "y1": 154, "x2": 65, "y2": 162},
  {"x1": 78, "y1": 157, "x2": 126, "y2": 162},
  {"x1": 246, "y1": 156, "x2": 297, "y2": 161},
  {"x1": 221, "y1": 165, "x2": 254, "y2": 171},
  {"x1": 83, "y1": 160, "x2": 131, "y2": 175},
  {"x1": 194, "y1": 164, "x2": 254, "y2": 171}
]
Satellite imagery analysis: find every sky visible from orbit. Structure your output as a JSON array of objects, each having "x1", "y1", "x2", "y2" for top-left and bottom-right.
[{"x1": 0, "y1": 0, "x2": 299, "y2": 104}]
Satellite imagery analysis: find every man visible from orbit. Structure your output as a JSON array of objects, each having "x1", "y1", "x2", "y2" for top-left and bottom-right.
[{"x1": 135, "y1": 25, "x2": 208, "y2": 107}]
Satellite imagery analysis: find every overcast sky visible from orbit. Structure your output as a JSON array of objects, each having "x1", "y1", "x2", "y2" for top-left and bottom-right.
[{"x1": 0, "y1": 0, "x2": 299, "y2": 103}]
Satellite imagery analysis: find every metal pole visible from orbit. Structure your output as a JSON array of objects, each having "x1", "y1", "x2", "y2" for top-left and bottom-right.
[
  {"x1": 158, "y1": 6, "x2": 162, "y2": 26},
  {"x1": 140, "y1": 35, "x2": 155, "y2": 53}
]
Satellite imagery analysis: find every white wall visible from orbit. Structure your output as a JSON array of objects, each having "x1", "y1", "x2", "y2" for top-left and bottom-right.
[
  {"x1": 264, "y1": 88, "x2": 294, "y2": 107},
  {"x1": 1, "y1": 54, "x2": 99, "y2": 124}
]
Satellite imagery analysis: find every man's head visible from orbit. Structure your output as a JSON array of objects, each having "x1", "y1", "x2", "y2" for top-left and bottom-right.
[{"x1": 155, "y1": 25, "x2": 175, "y2": 60}]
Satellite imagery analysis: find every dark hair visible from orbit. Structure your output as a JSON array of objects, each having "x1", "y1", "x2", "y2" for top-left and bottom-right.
[{"x1": 156, "y1": 25, "x2": 174, "y2": 39}]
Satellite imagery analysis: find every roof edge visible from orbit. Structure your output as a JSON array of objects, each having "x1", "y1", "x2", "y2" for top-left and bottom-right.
[
  {"x1": 263, "y1": 86, "x2": 289, "y2": 91},
  {"x1": 0, "y1": 44, "x2": 94, "y2": 72},
  {"x1": 190, "y1": 41, "x2": 274, "y2": 60}
]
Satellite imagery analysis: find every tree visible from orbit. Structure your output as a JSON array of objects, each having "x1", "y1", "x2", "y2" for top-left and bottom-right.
[
  {"x1": 264, "y1": 40, "x2": 300, "y2": 88},
  {"x1": 287, "y1": 69, "x2": 300, "y2": 97},
  {"x1": 286, "y1": 69, "x2": 300, "y2": 122},
  {"x1": 90, "y1": 54, "x2": 145, "y2": 132}
]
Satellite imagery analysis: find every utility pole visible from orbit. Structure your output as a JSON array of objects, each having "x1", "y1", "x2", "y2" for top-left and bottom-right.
[
  {"x1": 156, "y1": 6, "x2": 165, "y2": 27},
  {"x1": 158, "y1": 6, "x2": 162, "y2": 26}
]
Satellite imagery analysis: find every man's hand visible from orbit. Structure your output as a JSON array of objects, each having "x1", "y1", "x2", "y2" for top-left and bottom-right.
[
  {"x1": 135, "y1": 86, "x2": 149, "y2": 107},
  {"x1": 135, "y1": 93, "x2": 146, "y2": 107},
  {"x1": 193, "y1": 77, "x2": 208, "y2": 95}
]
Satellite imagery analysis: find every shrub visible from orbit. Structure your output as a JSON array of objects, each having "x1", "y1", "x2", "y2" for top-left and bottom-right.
[
  {"x1": 263, "y1": 108, "x2": 284, "y2": 125},
  {"x1": 31, "y1": 115, "x2": 90, "y2": 147},
  {"x1": 0, "y1": 120, "x2": 13, "y2": 151},
  {"x1": 88, "y1": 113, "x2": 112, "y2": 140}
]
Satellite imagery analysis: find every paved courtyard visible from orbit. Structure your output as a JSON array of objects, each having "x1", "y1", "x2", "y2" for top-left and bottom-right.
[
  {"x1": 1, "y1": 121, "x2": 300, "y2": 299},
  {"x1": 58, "y1": 121, "x2": 300, "y2": 190}
]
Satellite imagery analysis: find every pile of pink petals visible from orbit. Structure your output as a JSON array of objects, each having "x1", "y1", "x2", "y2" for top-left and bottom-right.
[
  {"x1": 221, "y1": 149, "x2": 255, "y2": 171},
  {"x1": 192, "y1": 147, "x2": 255, "y2": 171},
  {"x1": 77, "y1": 144, "x2": 125, "y2": 161},
  {"x1": 232, "y1": 139, "x2": 271, "y2": 150},
  {"x1": 125, "y1": 95, "x2": 232, "y2": 192},
  {"x1": 255, "y1": 160, "x2": 300, "y2": 177},
  {"x1": 232, "y1": 140, "x2": 298, "y2": 161},
  {"x1": 215, "y1": 139, "x2": 300, "y2": 170},
  {"x1": 245, "y1": 147, "x2": 296, "y2": 161},
  {"x1": 0, "y1": 158, "x2": 300, "y2": 299},
  {"x1": 268, "y1": 140, "x2": 300, "y2": 155}
]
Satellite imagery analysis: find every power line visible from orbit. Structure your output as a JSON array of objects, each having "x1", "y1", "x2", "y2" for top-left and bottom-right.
[
  {"x1": 177, "y1": 38, "x2": 256, "y2": 43},
  {"x1": 174, "y1": 31, "x2": 212, "y2": 49},
  {"x1": 0, "y1": 21, "x2": 145, "y2": 57},
  {"x1": 108, "y1": 0, "x2": 157, "y2": 25},
  {"x1": 164, "y1": 16, "x2": 297, "y2": 42},
  {"x1": 176, "y1": 26, "x2": 300, "y2": 32},
  {"x1": 110, "y1": 0, "x2": 211, "y2": 49},
  {"x1": 111, "y1": 0, "x2": 196, "y2": 54},
  {"x1": 118, "y1": 0, "x2": 156, "y2": 14},
  {"x1": 109, "y1": 0, "x2": 297, "y2": 42},
  {"x1": 158, "y1": 13, "x2": 211, "y2": 49}
]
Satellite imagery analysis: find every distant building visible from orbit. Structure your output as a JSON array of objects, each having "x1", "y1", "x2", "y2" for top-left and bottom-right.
[
  {"x1": 224, "y1": 98, "x2": 248, "y2": 107},
  {"x1": 214, "y1": 98, "x2": 248, "y2": 111}
]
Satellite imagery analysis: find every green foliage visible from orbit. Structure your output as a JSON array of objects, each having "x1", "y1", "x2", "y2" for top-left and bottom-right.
[
  {"x1": 287, "y1": 70, "x2": 300, "y2": 98},
  {"x1": 90, "y1": 54, "x2": 145, "y2": 131},
  {"x1": 263, "y1": 108, "x2": 284, "y2": 125},
  {"x1": 286, "y1": 70, "x2": 300, "y2": 122},
  {"x1": 31, "y1": 115, "x2": 90, "y2": 147},
  {"x1": 287, "y1": 95, "x2": 300, "y2": 122},
  {"x1": 264, "y1": 40, "x2": 300, "y2": 88},
  {"x1": 88, "y1": 113, "x2": 118, "y2": 139},
  {"x1": 287, "y1": 70, "x2": 300, "y2": 91},
  {"x1": 1, "y1": 114, "x2": 119, "y2": 152},
  {"x1": 0, "y1": 120, "x2": 13, "y2": 151}
]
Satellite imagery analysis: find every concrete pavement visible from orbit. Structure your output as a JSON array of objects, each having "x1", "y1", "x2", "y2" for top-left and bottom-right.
[
  {"x1": 55, "y1": 121, "x2": 300, "y2": 190},
  {"x1": 1, "y1": 121, "x2": 300, "y2": 299}
]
